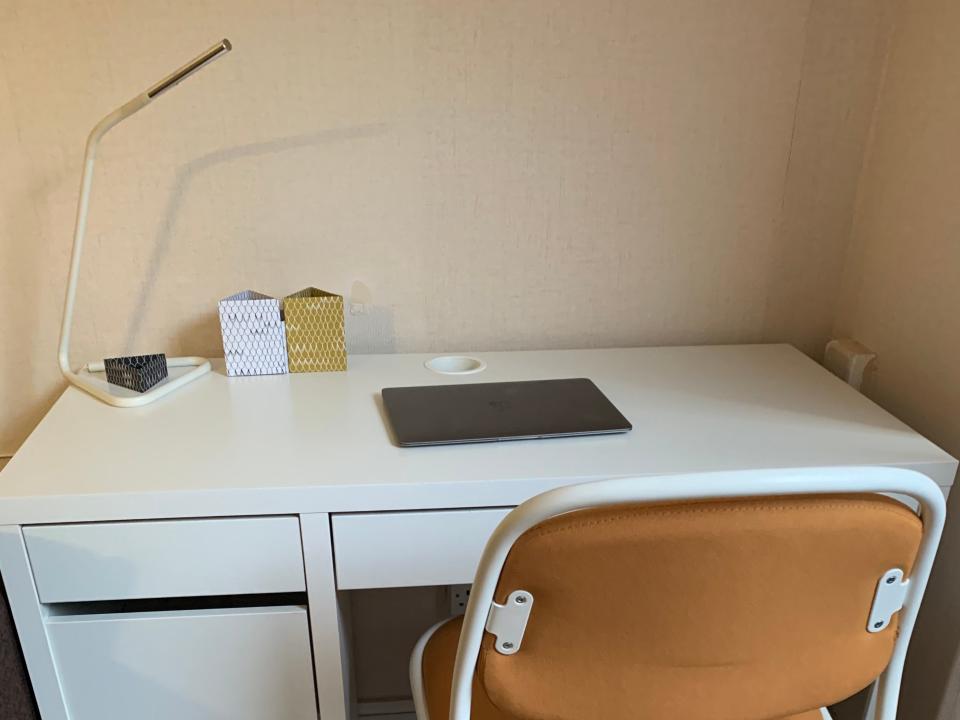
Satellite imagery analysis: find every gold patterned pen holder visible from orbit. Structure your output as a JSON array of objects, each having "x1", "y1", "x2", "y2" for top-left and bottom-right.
[{"x1": 282, "y1": 287, "x2": 347, "y2": 373}]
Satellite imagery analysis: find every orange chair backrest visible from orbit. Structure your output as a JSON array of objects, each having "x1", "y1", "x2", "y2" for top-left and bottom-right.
[{"x1": 477, "y1": 494, "x2": 922, "y2": 720}]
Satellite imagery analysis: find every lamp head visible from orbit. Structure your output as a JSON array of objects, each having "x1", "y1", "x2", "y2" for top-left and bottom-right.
[{"x1": 146, "y1": 39, "x2": 232, "y2": 100}]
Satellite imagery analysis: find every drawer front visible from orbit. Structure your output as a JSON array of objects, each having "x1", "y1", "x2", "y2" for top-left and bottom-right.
[
  {"x1": 332, "y1": 508, "x2": 511, "y2": 589},
  {"x1": 47, "y1": 606, "x2": 316, "y2": 720},
  {"x1": 24, "y1": 517, "x2": 305, "y2": 603}
]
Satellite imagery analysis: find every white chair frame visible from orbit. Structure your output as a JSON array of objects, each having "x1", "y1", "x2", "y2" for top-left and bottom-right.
[{"x1": 410, "y1": 467, "x2": 946, "y2": 720}]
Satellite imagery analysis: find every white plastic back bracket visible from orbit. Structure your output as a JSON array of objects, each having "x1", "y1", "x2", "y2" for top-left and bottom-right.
[
  {"x1": 868, "y1": 568, "x2": 909, "y2": 633},
  {"x1": 485, "y1": 590, "x2": 534, "y2": 655}
]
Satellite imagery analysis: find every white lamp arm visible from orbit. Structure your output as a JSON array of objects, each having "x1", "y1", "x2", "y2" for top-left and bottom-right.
[
  {"x1": 57, "y1": 40, "x2": 232, "y2": 377},
  {"x1": 58, "y1": 94, "x2": 151, "y2": 375}
]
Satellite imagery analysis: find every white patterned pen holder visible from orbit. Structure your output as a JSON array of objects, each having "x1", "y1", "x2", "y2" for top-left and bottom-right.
[{"x1": 218, "y1": 290, "x2": 289, "y2": 376}]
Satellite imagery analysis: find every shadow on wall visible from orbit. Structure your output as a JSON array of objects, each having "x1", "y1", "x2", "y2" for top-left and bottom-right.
[
  {"x1": 344, "y1": 279, "x2": 396, "y2": 355},
  {"x1": 168, "y1": 311, "x2": 223, "y2": 360},
  {"x1": 1, "y1": 170, "x2": 65, "y2": 452},
  {"x1": 3, "y1": 385, "x2": 66, "y2": 458},
  {"x1": 345, "y1": 306, "x2": 396, "y2": 355},
  {"x1": 122, "y1": 124, "x2": 391, "y2": 355}
]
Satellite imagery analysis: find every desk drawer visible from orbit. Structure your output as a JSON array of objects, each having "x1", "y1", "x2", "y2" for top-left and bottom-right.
[
  {"x1": 24, "y1": 517, "x2": 305, "y2": 603},
  {"x1": 47, "y1": 606, "x2": 317, "y2": 720},
  {"x1": 332, "y1": 508, "x2": 511, "y2": 589}
]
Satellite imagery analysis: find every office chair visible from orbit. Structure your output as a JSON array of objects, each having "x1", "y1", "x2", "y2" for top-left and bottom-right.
[{"x1": 410, "y1": 467, "x2": 945, "y2": 720}]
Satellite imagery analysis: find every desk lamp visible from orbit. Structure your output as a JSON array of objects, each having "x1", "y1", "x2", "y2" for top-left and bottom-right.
[{"x1": 58, "y1": 39, "x2": 232, "y2": 407}]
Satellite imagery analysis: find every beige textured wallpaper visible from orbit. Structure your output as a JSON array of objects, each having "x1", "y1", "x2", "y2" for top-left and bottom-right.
[
  {"x1": 832, "y1": 0, "x2": 960, "y2": 717},
  {"x1": 1, "y1": 0, "x2": 893, "y2": 453}
]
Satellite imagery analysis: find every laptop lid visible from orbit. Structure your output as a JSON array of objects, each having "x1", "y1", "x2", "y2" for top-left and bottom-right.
[{"x1": 381, "y1": 378, "x2": 632, "y2": 447}]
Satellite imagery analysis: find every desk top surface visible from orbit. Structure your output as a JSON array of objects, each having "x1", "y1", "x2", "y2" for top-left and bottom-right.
[{"x1": 0, "y1": 344, "x2": 955, "y2": 524}]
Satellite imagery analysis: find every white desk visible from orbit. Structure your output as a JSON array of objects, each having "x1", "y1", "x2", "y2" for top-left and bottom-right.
[{"x1": 0, "y1": 344, "x2": 955, "y2": 720}]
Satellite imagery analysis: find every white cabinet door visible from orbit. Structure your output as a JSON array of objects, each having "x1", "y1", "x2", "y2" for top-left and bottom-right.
[{"x1": 47, "y1": 606, "x2": 317, "y2": 720}]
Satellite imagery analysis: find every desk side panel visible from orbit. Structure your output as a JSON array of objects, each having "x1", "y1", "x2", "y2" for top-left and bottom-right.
[{"x1": 0, "y1": 526, "x2": 68, "y2": 720}]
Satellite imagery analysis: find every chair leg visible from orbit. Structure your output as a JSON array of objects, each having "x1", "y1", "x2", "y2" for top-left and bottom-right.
[{"x1": 409, "y1": 620, "x2": 450, "y2": 720}]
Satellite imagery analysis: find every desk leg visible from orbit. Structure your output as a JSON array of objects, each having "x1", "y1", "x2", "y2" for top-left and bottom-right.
[
  {"x1": 0, "y1": 525, "x2": 70, "y2": 720},
  {"x1": 301, "y1": 514, "x2": 351, "y2": 720}
]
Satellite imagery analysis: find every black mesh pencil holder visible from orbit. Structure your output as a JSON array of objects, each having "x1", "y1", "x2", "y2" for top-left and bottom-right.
[{"x1": 103, "y1": 354, "x2": 169, "y2": 393}]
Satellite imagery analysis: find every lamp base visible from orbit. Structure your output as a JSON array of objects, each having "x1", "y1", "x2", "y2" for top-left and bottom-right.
[{"x1": 65, "y1": 356, "x2": 211, "y2": 407}]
